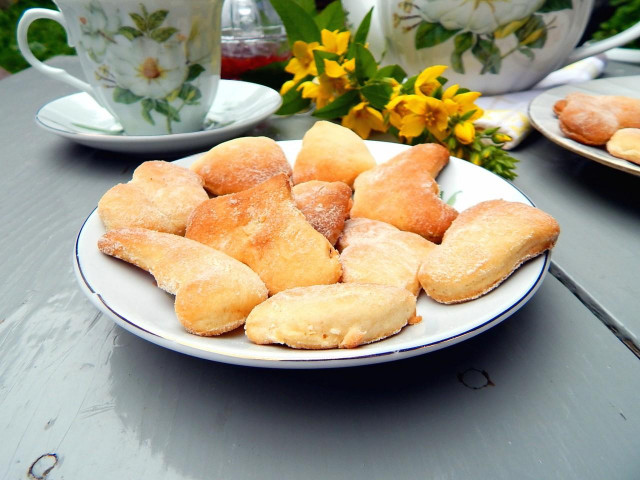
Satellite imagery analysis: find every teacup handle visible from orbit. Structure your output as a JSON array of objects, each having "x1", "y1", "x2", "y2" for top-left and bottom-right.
[
  {"x1": 17, "y1": 8, "x2": 97, "y2": 97},
  {"x1": 567, "y1": 19, "x2": 640, "y2": 64}
]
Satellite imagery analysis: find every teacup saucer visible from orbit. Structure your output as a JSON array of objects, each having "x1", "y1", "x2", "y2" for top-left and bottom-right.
[{"x1": 35, "y1": 80, "x2": 282, "y2": 156}]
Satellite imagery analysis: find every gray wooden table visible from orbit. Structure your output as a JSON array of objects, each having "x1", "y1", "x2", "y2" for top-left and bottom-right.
[{"x1": 1, "y1": 57, "x2": 639, "y2": 479}]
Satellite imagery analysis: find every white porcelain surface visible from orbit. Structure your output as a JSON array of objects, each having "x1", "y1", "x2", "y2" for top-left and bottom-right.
[
  {"x1": 74, "y1": 140, "x2": 551, "y2": 368},
  {"x1": 36, "y1": 79, "x2": 282, "y2": 155},
  {"x1": 529, "y1": 75, "x2": 640, "y2": 177}
]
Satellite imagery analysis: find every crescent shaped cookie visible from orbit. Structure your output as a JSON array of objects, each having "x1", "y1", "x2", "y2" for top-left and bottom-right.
[
  {"x1": 245, "y1": 283, "x2": 419, "y2": 349},
  {"x1": 350, "y1": 143, "x2": 457, "y2": 243},
  {"x1": 190, "y1": 136, "x2": 292, "y2": 195},
  {"x1": 606, "y1": 128, "x2": 640, "y2": 164},
  {"x1": 554, "y1": 93, "x2": 640, "y2": 146},
  {"x1": 185, "y1": 173, "x2": 342, "y2": 295},
  {"x1": 418, "y1": 200, "x2": 560, "y2": 304},
  {"x1": 337, "y1": 218, "x2": 436, "y2": 295},
  {"x1": 98, "y1": 161, "x2": 209, "y2": 235},
  {"x1": 97, "y1": 228, "x2": 268, "y2": 335},
  {"x1": 292, "y1": 180, "x2": 352, "y2": 245},
  {"x1": 293, "y1": 121, "x2": 376, "y2": 187}
]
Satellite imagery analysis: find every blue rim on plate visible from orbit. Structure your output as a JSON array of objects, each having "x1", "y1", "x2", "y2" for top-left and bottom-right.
[{"x1": 73, "y1": 140, "x2": 552, "y2": 369}]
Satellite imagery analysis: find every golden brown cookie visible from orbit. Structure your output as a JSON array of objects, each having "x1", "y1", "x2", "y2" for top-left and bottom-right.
[
  {"x1": 98, "y1": 228, "x2": 268, "y2": 336},
  {"x1": 555, "y1": 93, "x2": 640, "y2": 146},
  {"x1": 418, "y1": 200, "x2": 560, "y2": 304},
  {"x1": 337, "y1": 218, "x2": 436, "y2": 295},
  {"x1": 293, "y1": 121, "x2": 376, "y2": 187},
  {"x1": 245, "y1": 283, "x2": 419, "y2": 349},
  {"x1": 98, "y1": 161, "x2": 208, "y2": 235},
  {"x1": 606, "y1": 128, "x2": 640, "y2": 165},
  {"x1": 185, "y1": 173, "x2": 342, "y2": 295},
  {"x1": 350, "y1": 143, "x2": 457, "y2": 243},
  {"x1": 291, "y1": 180, "x2": 352, "y2": 245},
  {"x1": 190, "y1": 136, "x2": 292, "y2": 195}
]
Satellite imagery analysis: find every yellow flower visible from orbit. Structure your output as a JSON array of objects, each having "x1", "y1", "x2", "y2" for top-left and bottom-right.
[
  {"x1": 342, "y1": 102, "x2": 387, "y2": 139},
  {"x1": 400, "y1": 95, "x2": 449, "y2": 140},
  {"x1": 323, "y1": 58, "x2": 356, "y2": 78},
  {"x1": 299, "y1": 73, "x2": 351, "y2": 110},
  {"x1": 285, "y1": 40, "x2": 322, "y2": 82},
  {"x1": 280, "y1": 79, "x2": 296, "y2": 95},
  {"x1": 454, "y1": 121, "x2": 475, "y2": 144},
  {"x1": 414, "y1": 65, "x2": 448, "y2": 97},
  {"x1": 442, "y1": 84, "x2": 483, "y2": 121},
  {"x1": 385, "y1": 94, "x2": 413, "y2": 130},
  {"x1": 321, "y1": 29, "x2": 350, "y2": 56}
]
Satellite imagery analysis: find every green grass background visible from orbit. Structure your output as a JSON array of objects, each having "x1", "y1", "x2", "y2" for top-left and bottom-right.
[{"x1": 1, "y1": 0, "x2": 638, "y2": 75}]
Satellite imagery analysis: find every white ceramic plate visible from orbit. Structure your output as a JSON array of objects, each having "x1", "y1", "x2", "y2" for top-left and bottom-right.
[
  {"x1": 74, "y1": 140, "x2": 551, "y2": 369},
  {"x1": 529, "y1": 75, "x2": 640, "y2": 177},
  {"x1": 36, "y1": 80, "x2": 282, "y2": 156}
]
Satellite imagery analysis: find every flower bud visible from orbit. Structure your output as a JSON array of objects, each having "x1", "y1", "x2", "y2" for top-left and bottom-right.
[
  {"x1": 492, "y1": 132, "x2": 512, "y2": 144},
  {"x1": 454, "y1": 121, "x2": 475, "y2": 145}
]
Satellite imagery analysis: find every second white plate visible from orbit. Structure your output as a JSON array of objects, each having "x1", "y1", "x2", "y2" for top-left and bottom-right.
[
  {"x1": 529, "y1": 75, "x2": 640, "y2": 177},
  {"x1": 74, "y1": 140, "x2": 551, "y2": 368}
]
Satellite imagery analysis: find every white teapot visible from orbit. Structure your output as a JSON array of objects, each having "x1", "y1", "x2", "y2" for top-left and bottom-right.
[{"x1": 344, "y1": 0, "x2": 640, "y2": 94}]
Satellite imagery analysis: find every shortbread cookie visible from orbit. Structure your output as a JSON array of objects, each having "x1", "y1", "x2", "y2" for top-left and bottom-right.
[
  {"x1": 337, "y1": 218, "x2": 436, "y2": 295},
  {"x1": 98, "y1": 228, "x2": 268, "y2": 336},
  {"x1": 245, "y1": 283, "x2": 419, "y2": 349},
  {"x1": 350, "y1": 143, "x2": 457, "y2": 243},
  {"x1": 190, "y1": 136, "x2": 292, "y2": 195},
  {"x1": 186, "y1": 174, "x2": 342, "y2": 295},
  {"x1": 98, "y1": 161, "x2": 208, "y2": 235},
  {"x1": 418, "y1": 200, "x2": 560, "y2": 304},
  {"x1": 554, "y1": 93, "x2": 640, "y2": 146},
  {"x1": 606, "y1": 128, "x2": 640, "y2": 165},
  {"x1": 292, "y1": 180, "x2": 352, "y2": 245},
  {"x1": 293, "y1": 121, "x2": 376, "y2": 187}
]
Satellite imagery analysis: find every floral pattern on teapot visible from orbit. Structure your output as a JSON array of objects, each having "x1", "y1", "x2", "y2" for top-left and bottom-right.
[{"x1": 394, "y1": 0, "x2": 574, "y2": 75}]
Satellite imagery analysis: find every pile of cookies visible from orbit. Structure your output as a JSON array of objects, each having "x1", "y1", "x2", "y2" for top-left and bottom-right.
[
  {"x1": 554, "y1": 92, "x2": 640, "y2": 165},
  {"x1": 97, "y1": 121, "x2": 560, "y2": 349}
]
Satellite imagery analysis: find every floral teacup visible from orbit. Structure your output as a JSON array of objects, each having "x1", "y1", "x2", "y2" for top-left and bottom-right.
[
  {"x1": 373, "y1": 0, "x2": 640, "y2": 94},
  {"x1": 18, "y1": 0, "x2": 223, "y2": 135}
]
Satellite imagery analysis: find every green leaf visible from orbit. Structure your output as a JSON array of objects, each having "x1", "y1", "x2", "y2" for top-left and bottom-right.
[
  {"x1": 275, "y1": 76, "x2": 312, "y2": 115},
  {"x1": 537, "y1": 0, "x2": 572, "y2": 12},
  {"x1": 401, "y1": 75, "x2": 418, "y2": 94},
  {"x1": 270, "y1": 0, "x2": 321, "y2": 45},
  {"x1": 454, "y1": 32, "x2": 474, "y2": 53},
  {"x1": 313, "y1": 50, "x2": 340, "y2": 75},
  {"x1": 471, "y1": 38, "x2": 502, "y2": 74},
  {"x1": 355, "y1": 43, "x2": 377, "y2": 83},
  {"x1": 186, "y1": 64, "x2": 205, "y2": 82},
  {"x1": 113, "y1": 87, "x2": 142, "y2": 104},
  {"x1": 515, "y1": 15, "x2": 547, "y2": 49},
  {"x1": 178, "y1": 83, "x2": 202, "y2": 104},
  {"x1": 292, "y1": 0, "x2": 316, "y2": 15},
  {"x1": 451, "y1": 51, "x2": 465, "y2": 74},
  {"x1": 314, "y1": 1, "x2": 346, "y2": 32},
  {"x1": 353, "y1": 8, "x2": 373, "y2": 46},
  {"x1": 154, "y1": 99, "x2": 181, "y2": 121},
  {"x1": 129, "y1": 13, "x2": 147, "y2": 32},
  {"x1": 118, "y1": 26, "x2": 143, "y2": 40},
  {"x1": 313, "y1": 90, "x2": 360, "y2": 119},
  {"x1": 415, "y1": 22, "x2": 460, "y2": 49},
  {"x1": 147, "y1": 10, "x2": 168, "y2": 30},
  {"x1": 460, "y1": 109, "x2": 478, "y2": 122},
  {"x1": 141, "y1": 98, "x2": 156, "y2": 125},
  {"x1": 518, "y1": 46, "x2": 535, "y2": 60},
  {"x1": 150, "y1": 27, "x2": 178, "y2": 42},
  {"x1": 373, "y1": 64, "x2": 407, "y2": 83},
  {"x1": 361, "y1": 82, "x2": 393, "y2": 110}
]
